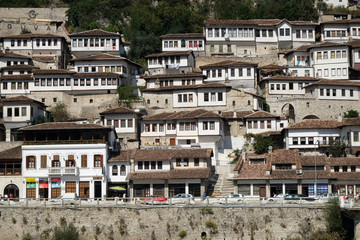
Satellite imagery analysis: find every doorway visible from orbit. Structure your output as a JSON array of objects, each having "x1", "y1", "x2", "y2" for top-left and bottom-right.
[
  {"x1": 94, "y1": 181, "x2": 102, "y2": 198},
  {"x1": 4, "y1": 184, "x2": 19, "y2": 198}
]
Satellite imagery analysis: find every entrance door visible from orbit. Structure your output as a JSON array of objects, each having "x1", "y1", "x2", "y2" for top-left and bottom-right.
[
  {"x1": 259, "y1": 186, "x2": 266, "y2": 198},
  {"x1": 302, "y1": 185, "x2": 309, "y2": 196},
  {"x1": 4, "y1": 184, "x2": 19, "y2": 199},
  {"x1": 51, "y1": 188, "x2": 61, "y2": 198},
  {"x1": 170, "y1": 138, "x2": 176, "y2": 146},
  {"x1": 94, "y1": 181, "x2": 102, "y2": 198},
  {"x1": 39, "y1": 188, "x2": 49, "y2": 199},
  {"x1": 79, "y1": 181, "x2": 90, "y2": 198},
  {"x1": 65, "y1": 181, "x2": 76, "y2": 193}
]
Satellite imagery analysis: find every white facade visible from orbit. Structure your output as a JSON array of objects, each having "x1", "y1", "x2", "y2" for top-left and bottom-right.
[
  {"x1": 161, "y1": 34, "x2": 205, "y2": 53},
  {"x1": 22, "y1": 144, "x2": 108, "y2": 199},
  {"x1": 146, "y1": 51, "x2": 195, "y2": 75}
]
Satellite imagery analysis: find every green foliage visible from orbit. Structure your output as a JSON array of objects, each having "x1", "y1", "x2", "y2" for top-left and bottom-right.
[
  {"x1": 310, "y1": 230, "x2": 344, "y2": 240},
  {"x1": 327, "y1": 138, "x2": 348, "y2": 157},
  {"x1": 22, "y1": 233, "x2": 32, "y2": 240},
  {"x1": 178, "y1": 230, "x2": 187, "y2": 238},
  {"x1": 205, "y1": 220, "x2": 218, "y2": 234},
  {"x1": 51, "y1": 223, "x2": 79, "y2": 240},
  {"x1": 200, "y1": 207, "x2": 214, "y2": 215},
  {"x1": 21, "y1": 28, "x2": 32, "y2": 34},
  {"x1": 344, "y1": 110, "x2": 359, "y2": 118},
  {"x1": 324, "y1": 199, "x2": 346, "y2": 238},
  {"x1": 50, "y1": 102, "x2": 70, "y2": 122},
  {"x1": 250, "y1": 134, "x2": 278, "y2": 154},
  {"x1": 228, "y1": 149, "x2": 242, "y2": 164}
]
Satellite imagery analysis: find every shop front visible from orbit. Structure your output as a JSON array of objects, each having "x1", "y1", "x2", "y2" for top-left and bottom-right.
[
  {"x1": 26, "y1": 178, "x2": 36, "y2": 198},
  {"x1": 51, "y1": 178, "x2": 61, "y2": 198},
  {"x1": 39, "y1": 178, "x2": 49, "y2": 199}
]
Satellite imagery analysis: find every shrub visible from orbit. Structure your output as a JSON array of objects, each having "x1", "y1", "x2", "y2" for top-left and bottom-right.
[
  {"x1": 51, "y1": 223, "x2": 79, "y2": 240},
  {"x1": 200, "y1": 207, "x2": 214, "y2": 215},
  {"x1": 325, "y1": 199, "x2": 346, "y2": 238},
  {"x1": 22, "y1": 233, "x2": 32, "y2": 240},
  {"x1": 178, "y1": 230, "x2": 187, "y2": 238},
  {"x1": 12, "y1": 217, "x2": 16, "y2": 224}
]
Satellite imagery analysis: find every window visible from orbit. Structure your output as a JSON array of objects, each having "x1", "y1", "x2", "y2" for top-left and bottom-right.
[
  {"x1": 308, "y1": 137, "x2": 314, "y2": 145},
  {"x1": 81, "y1": 155, "x2": 87, "y2": 168},
  {"x1": 286, "y1": 28, "x2": 290, "y2": 36},
  {"x1": 194, "y1": 158, "x2": 199, "y2": 166},
  {"x1": 354, "y1": 132, "x2": 359, "y2": 142},
  {"x1": 350, "y1": 89, "x2": 354, "y2": 97},
  {"x1": 289, "y1": 83, "x2": 293, "y2": 90},
  {"x1": 94, "y1": 155, "x2": 103, "y2": 167},
  {"x1": 210, "y1": 121, "x2": 215, "y2": 130},
  {"x1": 301, "y1": 137, "x2": 306, "y2": 145},
  {"x1": 351, "y1": 166, "x2": 356, "y2": 172},
  {"x1": 293, "y1": 137, "x2": 298, "y2": 145},
  {"x1": 120, "y1": 165, "x2": 126, "y2": 175},
  {"x1": 26, "y1": 156, "x2": 36, "y2": 168},
  {"x1": 152, "y1": 124, "x2": 157, "y2": 132},
  {"x1": 296, "y1": 30, "x2": 301, "y2": 38},
  {"x1": 239, "y1": 68, "x2": 243, "y2": 77},
  {"x1": 326, "y1": 89, "x2": 330, "y2": 96},
  {"x1": 21, "y1": 107, "x2": 27, "y2": 116},
  {"x1": 112, "y1": 165, "x2": 118, "y2": 176},
  {"x1": 268, "y1": 29, "x2": 273, "y2": 37},
  {"x1": 247, "y1": 68, "x2": 251, "y2": 76},
  {"x1": 279, "y1": 28, "x2": 284, "y2": 36},
  {"x1": 7, "y1": 108, "x2": 12, "y2": 117},
  {"x1": 14, "y1": 107, "x2": 19, "y2": 117},
  {"x1": 204, "y1": 93, "x2": 209, "y2": 102},
  {"x1": 267, "y1": 121, "x2": 271, "y2": 129}
]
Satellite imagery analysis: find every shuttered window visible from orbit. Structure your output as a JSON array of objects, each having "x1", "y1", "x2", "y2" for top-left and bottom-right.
[
  {"x1": 94, "y1": 155, "x2": 103, "y2": 167},
  {"x1": 41, "y1": 155, "x2": 47, "y2": 168},
  {"x1": 81, "y1": 155, "x2": 87, "y2": 168},
  {"x1": 26, "y1": 156, "x2": 36, "y2": 169}
]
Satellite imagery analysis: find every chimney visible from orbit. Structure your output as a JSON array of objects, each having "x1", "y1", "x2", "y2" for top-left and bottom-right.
[{"x1": 337, "y1": 115, "x2": 343, "y2": 122}]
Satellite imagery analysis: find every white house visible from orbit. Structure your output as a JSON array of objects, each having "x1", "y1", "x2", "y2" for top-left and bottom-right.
[
  {"x1": 2, "y1": 33, "x2": 66, "y2": 69},
  {"x1": 200, "y1": 60, "x2": 257, "y2": 91},
  {"x1": 0, "y1": 65, "x2": 39, "y2": 95},
  {"x1": 141, "y1": 109, "x2": 223, "y2": 164},
  {"x1": 204, "y1": 19, "x2": 316, "y2": 56},
  {"x1": 70, "y1": 53, "x2": 142, "y2": 86},
  {"x1": 160, "y1": 33, "x2": 205, "y2": 56},
  {"x1": 0, "y1": 51, "x2": 31, "y2": 68},
  {"x1": 20, "y1": 122, "x2": 118, "y2": 199},
  {"x1": 320, "y1": 19, "x2": 360, "y2": 43},
  {"x1": 126, "y1": 148, "x2": 212, "y2": 198},
  {"x1": 69, "y1": 29, "x2": 125, "y2": 57},
  {"x1": 1, "y1": 96, "x2": 47, "y2": 141},
  {"x1": 100, "y1": 107, "x2": 142, "y2": 149},
  {"x1": 107, "y1": 150, "x2": 132, "y2": 197},
  {"x1": 244, "y1": 111, "x2": 288, "y2": 135},
  {"x1": 145, "y1": 51, "x2": 195, "y2": 75}
]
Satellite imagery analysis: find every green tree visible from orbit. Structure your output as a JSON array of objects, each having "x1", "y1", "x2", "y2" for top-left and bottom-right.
[
  {"x1": 228, "y1": 149, "x2": 242, "y2": 164},
  {"x1": 324, "y1": 199, "x2": 346, "y2": 239},
  {"x1": 344, "y1": 110, "x2": 359, "y2": 118},
  {"x1": 50, "y1": 102, "x2": 70, "y2": 122},
  {"x1": 252, "y1": 135, "x2": 278, "y2": 154},
  {"x1": 327, "y1": 138, "x2": 348, "y2": 157}
]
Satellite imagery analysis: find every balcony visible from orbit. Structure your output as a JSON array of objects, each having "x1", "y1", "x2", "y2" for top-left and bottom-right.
[{"x1": 48, "y1": 167, "x2": 79, "y2": 176}]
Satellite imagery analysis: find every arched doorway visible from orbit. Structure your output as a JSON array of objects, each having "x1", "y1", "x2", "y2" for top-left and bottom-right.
[
  {"x1": 4, "y1": 184, "x2": 19, "y2": 198},
  {"x1": 281, "y1": 103, "x2": 295, "y2": 123},
  {"x1": 303, "y1": 115, "x2": 320, "y2": 120}
]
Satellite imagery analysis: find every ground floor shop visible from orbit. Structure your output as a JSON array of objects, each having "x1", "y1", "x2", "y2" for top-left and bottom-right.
[
  {"x1": 233, "y1": 179, "x2": 360, "y2": 198},
  {"x1": 129, "y1": 179, "x2": 206, "y2": 198},
  {"x1": 22, "y1": 177, "x2": 106, "y2": 199}
]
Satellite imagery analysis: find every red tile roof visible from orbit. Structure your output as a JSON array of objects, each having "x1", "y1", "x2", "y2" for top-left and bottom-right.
[
  {"x1": 262, "y1": 76, "x2": 320, "y2": 82},
  {"x1": 204, "y1": 19, "x2": 317, "y2": 26},
  {"x1": 244, "y1": 111, "x2": 278, "y2": 119},
  {"x1": 70, "y1": 53, "x2": 126, "y2": 62},
  {"x1": 0, "y1": 146, "x2": 22, "y2": 160},
  {"x1": 20, "y1": 122, "x2": 112, "y2": 131},
  {"x1": 146, "y1": 50, "x2": 194, "y2": 58},
  {"x1": 160, "y1": 33, "x2": 204, "y2": 39},
  {"x1": 32, "y1": 56, "x2": 56, "y2": 63},
  {"x1": 143, "y1": 109, "x2": 221, "y2": 121},
  {"x1": 221, "y1": 111, "x2": 254, "y2": 119},
  {"x1": 126, "y1": 168, "x2": 210, "y2": 180},
  {"x1": 70, "y1": 29, "x2": 120, "y2": 37},
  {"x1": 1, "y1": 96, "x2": 45, "y2": 107},
  {"x1": 73, "y1": 72, "x2": 122, "y2": 78},
  {"x1": 199, "y1": 60, "x2": 257, "y2": 69},
  {"x1": 3, "y1": 33, "x2": 64, "y2": 39},
  {"x1": 133, "y1": 148, "x2": 213, "y2": 161},
  {"x1": 141, "y1": 83, "x2": 228, "y2": 92},
  {"x1": 1, "y1": 64, "x2": 39, "y2": 70},
  {"x1": 33, "y1": 69, "x2": 76, "y2": 75},
  {"x1": 100, "y1": 107, "x2": 138, "y2": 115},
  {"x1": 286, "y1": 119, "x2": 342, "y2": 129},
  {"x1": 305, "y1": 79, "x2": 360, "y2": 88},
  {"x1": 0, "y1": 74, "x2": 33, "y2": 81},
  {"x1": 142, "y1": 72, "x2": 206, "y2": 80},
  {"x1": 0, "y1": 52, "x2": 31, "y2": 59}
]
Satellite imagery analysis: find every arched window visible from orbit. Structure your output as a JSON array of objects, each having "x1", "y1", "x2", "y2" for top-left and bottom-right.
[
  {"x1": 181, "y1": 39, "x2": 186, "y2": 48},
  {"x1": 120, "y1": 165, "x2": 126, "y2": 176},
  {"x1": 112, "y1": 165, "x2": 118, "y2": 176}
]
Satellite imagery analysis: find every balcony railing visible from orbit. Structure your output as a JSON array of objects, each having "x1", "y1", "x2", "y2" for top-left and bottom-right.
[{"x1": 48, "y1": 167, "x2": 79, "y2": 176}]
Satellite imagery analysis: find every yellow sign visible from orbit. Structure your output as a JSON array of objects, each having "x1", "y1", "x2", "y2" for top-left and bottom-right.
[{"x1": 26, "y1": 178, "x2": 35, "y2": 182}]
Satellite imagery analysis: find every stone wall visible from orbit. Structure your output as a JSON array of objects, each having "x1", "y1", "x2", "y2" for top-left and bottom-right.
[{"x1": 0, "y1": 206, "x2": 326, "y2": 240}]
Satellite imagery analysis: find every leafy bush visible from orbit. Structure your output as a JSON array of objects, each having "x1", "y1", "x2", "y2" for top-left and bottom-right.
[
  {"x1": 178, "y1": 230, "x2": 187, "y2": 238},
  {"x1": 325, "y1": 199, "x2": 346, "y2": 238},
  {"x1": 200, "y1": 207, "x2": 214, "y2": 215},
  {"x1": 51, "y1": 223, "x2": 79, "y2": 240}
]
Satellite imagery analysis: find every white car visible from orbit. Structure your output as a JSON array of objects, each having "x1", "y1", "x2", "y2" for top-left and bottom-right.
[
  {"x1": 170, "y1": 194, "x2": 195, "y2": 204},
  {"x1": 51, "y1": 193, "x2": 78, "y2": 204},
  {"x1": 318, "y1": 193, "x2": 338, "y2": 202},
  {"x1": 217, "y1": 194, "x2": 244, "y2": 204},
  {"x1": 267, "y1": 194, "x2": 287, "y2": 202}
]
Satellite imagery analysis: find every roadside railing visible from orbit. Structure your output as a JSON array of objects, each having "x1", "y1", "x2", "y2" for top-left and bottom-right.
[{"x1": 0, "y1": 196, "x2": 356, "y2": 208}]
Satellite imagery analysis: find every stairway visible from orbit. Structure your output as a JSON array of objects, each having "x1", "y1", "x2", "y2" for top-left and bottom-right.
[{"x1": 208, "y1": 166, "x2": 235, "y2": 196}]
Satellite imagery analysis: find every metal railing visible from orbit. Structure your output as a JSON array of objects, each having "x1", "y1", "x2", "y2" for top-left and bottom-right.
[
  {"x1": 48, "y1": 167, "x2": 79, "y2": 176},
  {"x1": 0, "y1": 196, "x2": 356, "y2": 208}
]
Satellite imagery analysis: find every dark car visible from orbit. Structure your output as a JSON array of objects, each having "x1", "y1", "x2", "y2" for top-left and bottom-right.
[{"x1": 285, "y1": 194, "x2": 317, "y2": 201}]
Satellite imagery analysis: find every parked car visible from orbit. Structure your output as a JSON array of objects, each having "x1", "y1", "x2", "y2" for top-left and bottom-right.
[
  {"x1": 51, "y1": 193, "x2": 78, "y2": 204},
  {"x1": 267, "y1": 194, "x2": 287, "y2": 202},
  {"x1": 285, "y1": 194, "x2": 317, "y2": 202},
  {"x1": 140, "y1": 195, "x2": 167, "y2": 204},
  {"x1": 170, "y1": 194, "x2": 195, "y2": 204},
  {"x1": 217, "y1": 194, "x2": 244, "y2": 204},
  {"x1": 318, "y1": 193, "x2": 338, "y2": 202}
]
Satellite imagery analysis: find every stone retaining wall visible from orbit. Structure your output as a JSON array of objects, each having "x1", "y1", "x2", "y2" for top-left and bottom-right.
[{"x1": 0, "y1": 206, "x2": 326, "y2": 240}]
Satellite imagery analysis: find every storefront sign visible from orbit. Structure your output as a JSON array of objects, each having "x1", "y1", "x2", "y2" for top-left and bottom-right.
[
  {"x1": 51, "y1": 178, "x2": 61, "y2": 182},
  {"x1": 51, "y1": 182, "x2": 61, "y2": 188},
  {"x1": 26, "y1": 182, "x2": 36, "y2": 188},
  {"x1": 26, "y1": 178, "x2": 35, "y2": 182},
  {"x1": 39, "y1": 182, "x2": 48, "y2": 188},
  {"x1": 93, "y1": 177, "x2": 102, "y2": 180}
]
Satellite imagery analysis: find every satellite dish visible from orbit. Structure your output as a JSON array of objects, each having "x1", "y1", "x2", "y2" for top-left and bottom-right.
[{"x1": 224, "y1": 33, "x2": 229, "y2": 39}]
